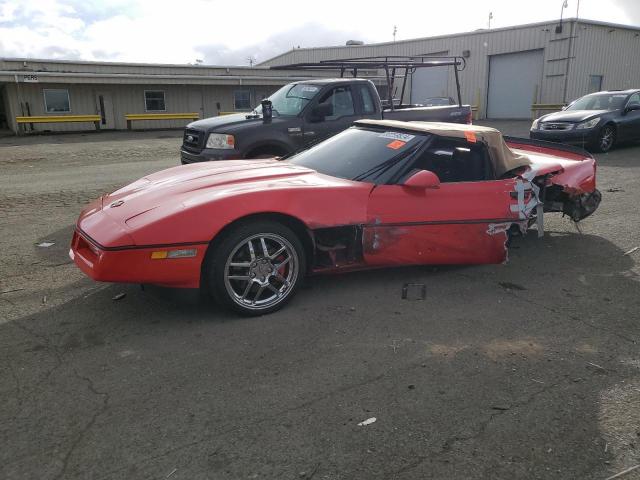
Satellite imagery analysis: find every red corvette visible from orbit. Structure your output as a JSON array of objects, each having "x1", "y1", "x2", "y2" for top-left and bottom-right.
[{"x1": 70, "y1": 120, "x2": 600, "y2": 315}]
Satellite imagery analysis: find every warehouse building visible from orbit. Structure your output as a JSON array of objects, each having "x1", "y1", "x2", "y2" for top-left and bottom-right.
[
  {"x1": 1, "y1": 18, "x2": 639, "y2": 134},
  {"x1": 0, "y1": 60, "x2": 326, "y2": 134},
  {"x1": 262, "y1": 18, "x2": 640, "y2": 119}
]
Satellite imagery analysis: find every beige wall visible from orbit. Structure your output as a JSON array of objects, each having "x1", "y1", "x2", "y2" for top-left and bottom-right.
[{"x1": 6, "y1": 82, "x2": 283, "y2": 133}]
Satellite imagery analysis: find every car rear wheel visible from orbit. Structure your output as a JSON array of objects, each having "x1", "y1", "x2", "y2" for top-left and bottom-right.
[
  {"x1": 593, "y1": 125, "x2": 616, "y2": 153},
  {"x1": 207, "y1": 221, "x2": 306, "y2": 316}
]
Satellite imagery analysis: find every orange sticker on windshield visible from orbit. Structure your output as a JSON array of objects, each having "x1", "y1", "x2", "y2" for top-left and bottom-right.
[
  {"x1": 464, "y1": 131, "x2": 477, "y2": 143},
  {"x1": 386, "y1": 140, "x2": 406, "y2": 149}
]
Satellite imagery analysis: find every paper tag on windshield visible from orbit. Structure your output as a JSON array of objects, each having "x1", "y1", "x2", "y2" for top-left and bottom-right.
[
  {"x1": 301, "y1": 86, "x2": 319, "y2": 93},
  {"x1": 464, "y1": 131, "x2": 477, "y2": 143},
  {"x1": 378, "y1": 132, "x2": 415, "y2": 142},
  {"x1": 386, "y1": 140, "x2": 406, "y2": 149}
]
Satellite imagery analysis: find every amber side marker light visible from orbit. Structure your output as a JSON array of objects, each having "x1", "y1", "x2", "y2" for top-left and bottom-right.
[{"x1": 151, "y1": 249, "x2": 197, "y2": 259}]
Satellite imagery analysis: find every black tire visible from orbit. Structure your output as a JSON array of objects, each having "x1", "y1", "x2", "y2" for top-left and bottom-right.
[
  {"x1": 206, "y1": 221, "x2": 306, "y2": 316},
  {"x1": 592, "y1": 124, "x2": 616, "y2": 153}
]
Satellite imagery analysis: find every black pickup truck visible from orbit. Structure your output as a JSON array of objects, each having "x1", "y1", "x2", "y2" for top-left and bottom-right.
[{"x1": 181, "y1": 57, "x2": 472, "y2": 163}]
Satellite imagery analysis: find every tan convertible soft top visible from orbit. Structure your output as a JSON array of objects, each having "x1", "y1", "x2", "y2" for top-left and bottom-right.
[{"x1": 355, "y1": 119, "x2": 531, "y2": 178}]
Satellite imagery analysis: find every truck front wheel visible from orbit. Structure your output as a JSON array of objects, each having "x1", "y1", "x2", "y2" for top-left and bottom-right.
[{"x1": 244, "y1": 146, "x2": 289, "y2": 159}]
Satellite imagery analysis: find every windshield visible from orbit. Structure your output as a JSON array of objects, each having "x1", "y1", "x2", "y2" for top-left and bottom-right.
[
  {"x1": 567, "y1": 93, "x2": 628, "y2": 111},
  {"x1": 254, "y1": 83, "x2": 321, "y2": 117},
  {"x1": 288, "y1": 127, "x2": 427, "y2": 182}
]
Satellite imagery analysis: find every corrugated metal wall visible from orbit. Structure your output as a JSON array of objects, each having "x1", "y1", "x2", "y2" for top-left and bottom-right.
[
  {"x1": 262, "y1": 20, "x2": 640, "y2": 118},
  {"x1": 568, "y1": 23, "x2": 640, "y2": 100},
  {"x1": 0, "y1": 60, "x2": 328, "y2": 133}
]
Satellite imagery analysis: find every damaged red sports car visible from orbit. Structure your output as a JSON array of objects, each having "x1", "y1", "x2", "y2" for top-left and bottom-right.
[{"x1": 70, "y1": 120, "x2": 601, "y2": 315}]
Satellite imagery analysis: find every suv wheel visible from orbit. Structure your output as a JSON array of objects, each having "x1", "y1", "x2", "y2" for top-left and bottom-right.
[{"x1": 593, "y1": 125, "x2": 616, "y2": 153}]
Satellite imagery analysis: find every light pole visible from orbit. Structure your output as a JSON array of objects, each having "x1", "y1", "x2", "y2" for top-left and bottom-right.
[
  {"x1": 488, "y1": 12, "x2": 493, "y2": 29},
  {"x1": 557, "y1": 0, "x2": 569, "y2": 33}
]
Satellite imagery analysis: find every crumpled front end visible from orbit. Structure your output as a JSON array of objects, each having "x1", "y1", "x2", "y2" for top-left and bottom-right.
[{"x1": 508, "y1": 139, "x2": 602, "y2": 226}]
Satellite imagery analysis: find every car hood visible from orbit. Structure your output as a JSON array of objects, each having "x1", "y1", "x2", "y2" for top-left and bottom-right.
[
  {"x1": 81, "y1": 160, "x2": 362, "y2": 247},
  {"x1": 186, "y1": 113, "x2": 266, "y2": 132},
  {"x1": 541, "y1": 109, "x2": 609, "y2": 123},
  {"x1": 105, "y1": 160, "x2": 315, "y2": 220}
]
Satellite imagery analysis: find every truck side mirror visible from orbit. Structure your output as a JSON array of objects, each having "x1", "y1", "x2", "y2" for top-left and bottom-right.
[
  {"x1": 310, "y1": 102, "x2": 333, "y2": 122},
  {"x1": 261, "y1": 99, "x2": 273, "y2": 123}
]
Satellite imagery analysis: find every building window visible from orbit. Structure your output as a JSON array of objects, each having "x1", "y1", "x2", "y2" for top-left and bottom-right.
[
  {"x1": 145, "y1": 90, "x2": 166, "y2": 111},
  {"x1": 234, "y1": 90, "x2": 252, "y2": 110},
  {"x1": 588, "y1": 75, "x2": 603, "y2": 93},
  {"x1": 43, "y1": 89, "x2": 70, "y2": 113}
]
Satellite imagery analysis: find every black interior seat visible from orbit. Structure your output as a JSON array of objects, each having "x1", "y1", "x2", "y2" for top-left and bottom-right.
[{"x1": 407, "y1": 137, "x2": 494, "y2": 183}]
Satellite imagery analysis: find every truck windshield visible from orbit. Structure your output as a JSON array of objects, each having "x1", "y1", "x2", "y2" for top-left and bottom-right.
[
  {"x1": 254, "y1": 84, "x2": 321, "y2": 117},
  {"x1": 288, "y1": 127, "x2": 427, "y2": 182},
  {"x1": 567, "y1": 93, "x2": 628, "y2": 111}
]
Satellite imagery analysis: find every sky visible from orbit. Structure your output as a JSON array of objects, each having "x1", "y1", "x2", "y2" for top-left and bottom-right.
[{"x1": 0, "y1": 0, "x2": 639, "y2": 66}]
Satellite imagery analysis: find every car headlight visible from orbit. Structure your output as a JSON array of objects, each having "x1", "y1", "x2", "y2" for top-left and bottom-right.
[
  {"x1": 576, "y1": 118, "x2": 601, "y2": 130},
  {"x1": 206, "y1": 133, "x2": 235, "y2": 149},
  {"x1": 531, "y1": 118, "x2": 540, "y2": 130}
]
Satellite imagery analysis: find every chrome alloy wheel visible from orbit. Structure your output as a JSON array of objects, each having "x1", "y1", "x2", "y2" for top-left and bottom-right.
[{"x1": 223, "y1": 233, "x2": 299, "y2": 311}]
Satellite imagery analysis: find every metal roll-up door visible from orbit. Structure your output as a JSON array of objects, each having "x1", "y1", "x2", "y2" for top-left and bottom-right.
[{"x1": 487, "y1": 49, "x2": 544, "y2": 119}]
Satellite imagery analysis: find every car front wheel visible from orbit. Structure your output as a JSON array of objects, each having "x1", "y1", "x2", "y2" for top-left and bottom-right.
[
  {"x1": 593, "y1": 124, "x2": 616, "y2": 153},
  {"x1": 207, "y1": 221, "x2": 306, "y2": 316}
]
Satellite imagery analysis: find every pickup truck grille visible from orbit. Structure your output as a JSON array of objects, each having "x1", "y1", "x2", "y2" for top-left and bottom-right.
[
  {"x1": 540, "y1": 122, "x2": 574, "y2": 131},
  {"x1": 182, "y1": 128, "x2": 204, "y2": 153}
]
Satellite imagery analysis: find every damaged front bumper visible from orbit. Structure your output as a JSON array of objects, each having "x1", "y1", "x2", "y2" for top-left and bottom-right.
[{"x1": 544, "y1": 188, "x2": 602, "y2": 222}]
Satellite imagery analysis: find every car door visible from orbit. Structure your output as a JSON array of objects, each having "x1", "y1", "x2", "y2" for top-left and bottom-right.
[
  {"x1": 620, "y1": 92, "x2": 640, "y2": 141},
  {"x1": 363, "y1": 137, "x2": 532, "y2": 266},
  {"x1": 303, "y1": 85, "x2": 361, "y2": 143}
]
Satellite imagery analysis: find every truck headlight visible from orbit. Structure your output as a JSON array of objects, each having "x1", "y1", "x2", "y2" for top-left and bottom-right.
[
  {"x1": 576, "y1": 118, "x2": 601, "y2": 130},
  {"x1": 206, "y1": 133, "x2": 235, "y2": 149},
  {"x1": 531, "y1": 118, "x2": 540, "y2": 130}
]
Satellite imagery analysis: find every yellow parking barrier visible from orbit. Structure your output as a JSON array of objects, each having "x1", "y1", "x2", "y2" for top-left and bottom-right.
[
  {"x1": 125, "y1": 113, "x2": 200, "y2": 129},
  {"x1": 16, "y1": 115, "x2": 101, "y2": 133}
]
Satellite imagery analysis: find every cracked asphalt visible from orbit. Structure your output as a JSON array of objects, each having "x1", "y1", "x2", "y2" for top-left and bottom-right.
[{"x1": 1, "y1": 123, "x2": 640, "y2": 480}]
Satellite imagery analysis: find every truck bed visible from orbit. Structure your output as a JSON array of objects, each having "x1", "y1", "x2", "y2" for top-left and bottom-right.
[{"x1": 382, "y1": 104, "x2": 472, "y2": 124}]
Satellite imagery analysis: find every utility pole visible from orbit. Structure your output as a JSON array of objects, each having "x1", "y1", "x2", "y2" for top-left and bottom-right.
[
  {"x1": 393, "y1": 25, "x2": 397, "y2": 42},
  {"x1": 247, "y1": 56, "x2": 256, "y2": 67},
  {"x1": 488, "y1": 12, "x2": 493, "y2": 29}
]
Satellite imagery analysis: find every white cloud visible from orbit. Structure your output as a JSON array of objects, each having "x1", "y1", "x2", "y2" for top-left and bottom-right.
[{"x1": 0, "y1": 0, "x2": 637, "y2": 64}]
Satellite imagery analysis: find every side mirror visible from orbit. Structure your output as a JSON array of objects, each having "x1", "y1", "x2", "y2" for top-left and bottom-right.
[
  {"x1": 309, "y1": 102, "x2": 333, "y2": 122},
  {"x1": 402, "y1": 170, "x2": 440, "y2": 189},
  {"x1": 625, "y1": 102, "x2": 640, "y2": 113}
]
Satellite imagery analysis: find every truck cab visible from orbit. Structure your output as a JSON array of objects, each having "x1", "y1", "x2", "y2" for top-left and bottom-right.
[
  {"x1": 180, "y1": 79, "x2": 382, "y2": 163},
  {"x1": 181, "y1": 56, "x2": 473, "y2": 164}
]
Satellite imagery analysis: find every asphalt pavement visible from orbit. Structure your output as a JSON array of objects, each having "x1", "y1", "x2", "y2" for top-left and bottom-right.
[{"x1": 1, "y1": 124, "x2": 639, "y2": 480}]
